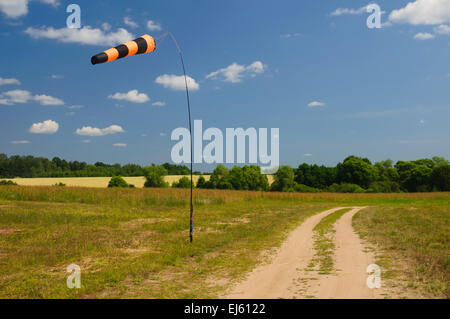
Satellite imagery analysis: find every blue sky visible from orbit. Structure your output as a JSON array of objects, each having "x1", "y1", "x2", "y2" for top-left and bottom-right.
[{"x1": 0, "y1": 0, "x2": 449, "y2": 170}]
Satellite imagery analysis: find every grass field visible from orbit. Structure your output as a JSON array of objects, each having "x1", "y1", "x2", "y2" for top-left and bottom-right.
[
  {"x1": 0, "y1": 185, "x2": 448, "y2": 298},
  {"x1": 1, "y1": 175, "x2": 275, "y2": 188}
]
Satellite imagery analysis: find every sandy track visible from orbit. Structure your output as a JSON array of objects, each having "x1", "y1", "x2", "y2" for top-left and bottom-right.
[
  {"x1": 299, "y1": 207, "x2": 383, "y2": 299},
  {"x1": 225, "y1": 207, "x2": 385, "y2": 299},
  {"x1": 225, "y1": 207, "x2": 349, "y2": 299}
]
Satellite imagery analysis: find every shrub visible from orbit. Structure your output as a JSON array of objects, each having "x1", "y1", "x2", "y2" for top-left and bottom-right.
[
  {"x1": 327, "y1": 183, "x2": 365, "y2": 193},
  {"x1": 294, "y1": 183, "x2": 321, "y2": 193},
  {"x1": 367, "y1": 181, "x2": 400, "y2": 193},
  {"x1": 54, "y1": 182, "x2": 66, "y2": 187},
  {"x1": 108, "y1": 176, "x2": 130, "y2": 188},
  {"x1": 0, "y1": 180, "x2": 17, "y2": 186},
  {"x1": 144, "y1": 166, "x2": 169, "y2": 188},
  {"x1": 196, "y1": 176, "x2": 207, "y2": 188},
  {"x1": 270, "y1": 165, "x2": 295, "y2": 192},
  {"x1": 172, "y1": 176, "x2": 191, "y2": 188}
]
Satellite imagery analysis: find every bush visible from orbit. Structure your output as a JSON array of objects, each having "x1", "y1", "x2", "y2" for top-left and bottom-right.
[
  {"x1": 367, "y1": 181, "x2": 400, "y2": 193},
  {"x1": 294, "y1": 183, "x2": 321, "y2": 193},
  {"x1": 172, "y1": 176, "x2": 191, "y2": 188},
  {"x1": 196, "y1": 176, "x2": 207, "y2": 188},
  {"x1": 144, "y1": 166, "x2": 169, "y2": 188},
  {"x1": 327, "y1": 183, "x2": 365, "y2": 193},
  {"x1": 270, "y1": 165, "x2": 295, "y2": 192},
  {"x1": 108, "y1": 176, "x2": 130, "y2": 188},
  {"x1": 0, "y1": 180, "x2": 17, "y2": 186},
  {"x1": 54, "y1": 182, "x2": 66, "y2": 187}
]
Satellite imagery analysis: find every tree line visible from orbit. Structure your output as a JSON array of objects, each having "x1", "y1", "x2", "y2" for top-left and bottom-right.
[
  {"x1": 0, "y1": 154, "x2": 195, "y2": 178},
  {"x1": 1, "y1": 153, "x2": 449, "y2": 193}
]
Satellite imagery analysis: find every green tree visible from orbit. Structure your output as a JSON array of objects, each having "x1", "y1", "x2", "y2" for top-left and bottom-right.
[
  {"x1": 108, "y1": 176, "x2": 130, "y2": 188},
  {"x1": 144, "y1": 166, "x2": 169, "y2": 188},
  {"x1": 172, "y1": 176, "x2": 191, "y2": 188},
  {"x1": 430, "y1": 165, "x2": 450, "y2": 191},
  {"x1": 196, "y1": 176, "x2": 207, "y2": 188},
  {"x1": 336, "y1": 156, "x2": 377, "y2": 189},
  {"x1": 270, "y1": 165, "x2": 295, "y2": 192}
]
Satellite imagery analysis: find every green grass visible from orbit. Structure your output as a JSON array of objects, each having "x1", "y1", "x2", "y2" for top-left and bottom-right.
[
  {"x1": 353, "y1": 205, "x2": 449, "y2": 298},
  {"x1": 0, "y1": 186, "x2": 448, "y2": 298},
  {"x1": 307, "y1": 208, "x2": 351, "y2": 274}
]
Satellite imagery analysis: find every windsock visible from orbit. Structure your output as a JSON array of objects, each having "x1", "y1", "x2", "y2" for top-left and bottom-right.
[{"x1": 91, "y1": 34, "x2": 155, "y2": 65}]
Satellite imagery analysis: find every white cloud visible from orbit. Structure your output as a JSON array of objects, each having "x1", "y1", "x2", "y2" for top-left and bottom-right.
[
  {"x1": 0, "y1": 77, "x2": 20, "y2": 86},
  {"x1": 303, "y1": 153, "x2": 313, "y2": 157},
  {"x1": 75, "y1": 125, "x2": 124, "y2": 136},
  {"x1": 308, "y1": 101, "x2": 326, "y2": 107},
  {"x1": 81, "y1": 139, "x2": 91, "y2": 143},
  {"x1": 0, "y1": 89, "x2": 32, "y2": 105},
  {"x1": 108, "y1": 90, "x2": 150, "y2": 103},
  {"x1": 152, "y1": 101, "x2": 166, "y2": 107},
  {"x1": 434, "y1": 24, "x2": 450, "y2": 34},
  {"x1": 389, "y1": 0, "x2": 450, "y2": 25},
  {"x1": 0, "y1": 0, "x2": 28, "y2": 18},
  {"x1": 160, "y1": 133, "x2": 167, "y2": 137},
  {"x1": 0, "y1": 0, "x2": 58, "y2": 19},
  {"x1": 331, "y1": 6, "x2": 368, "y2": 16},
  {"x1": 414, "y1": 32, "x2": 436, "y2": 40},
  {"x1": 34, "y1": 94, "x2": 64, "y2": 105},
  {"x1": 124, "y1": 16, "x2": 138, "y2": 28},
  {"x1": 68, "y1": 105, "x2": 83, "y2": 109},
  {"x1": 147, "y1": 20, "x2": 162, "y2": 31},
  {"x1": 155, "y1": 74, "x2": 200, "y2": 91},
  {"x1": 11, "y1": 140, "x2": 30, "y2": 144},
  {"x1": 419, "y1": 119, "x2": 425, "y2": 124},
  {"x1": 29, "y1": 119, "x2": 59, "y2": 134},
  {"x1": 113, "y1": 143, "x2": 127, "y2": 147},
  {"x1": 206, "y1": 61, "x2": 266, "y2": 83},
  {"x1": 50, "y1": 74, "x2": 63, "y2": 79},
  {"x1": 101, "y1": 22, "x2": 111, "y2": 31},
  {"x1": 280, "y1": 33, "x2": 302, "y2": 39},
  {"x1": 25, "y1": 26, "x2": 134, "y2": 46},
  {"x1": 415, "y1": 32, "x2": 437, "y2": 40},
  {"x1": 65, "y1": 111, "x2": 75, "y2": 116},
  {"x1": 0, "y1": 90, "x2": 65, "y2": 106}
]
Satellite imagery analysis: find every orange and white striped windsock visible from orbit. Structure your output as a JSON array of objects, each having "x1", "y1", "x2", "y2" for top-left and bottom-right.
[{"x1": 91, "y1": 34, "x2": 155, "y2": 65}]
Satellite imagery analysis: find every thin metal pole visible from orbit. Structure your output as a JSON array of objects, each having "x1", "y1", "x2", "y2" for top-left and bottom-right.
[{"x1": 168, "y1": 32, "x2": 194, "y2": 243}]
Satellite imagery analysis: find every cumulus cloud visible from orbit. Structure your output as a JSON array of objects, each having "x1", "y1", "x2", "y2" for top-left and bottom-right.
[
  {"x1": 108, "y1": 90, "x2": 150, "y2": 103},
  {"x1": 0, "y1": 89, "x2": 32, "y2": 105},
  {"x1": 11, "y1": 140, "x2": 30, "y2": 144},
  {"x1": 434, "y1": 24, "x2": 450, "y2": 34},
  {"x1": 330, "y1": 5, "x2": 368, "y2": 16},
  {"x1": 113, "y1": 143, "x2": 127, "y2": 147},
  {"x1": 206, "y1": 61, "x2": 266, "y2": 83},
  {"x1": 0, "y1": 0, "x2": 28, "y2": 18},
  {"x1": 33, "y1": 94, "x2": 64, "y2": 105},
  {"x1": 75, "y1": 125, "x2": 124, "y2": 136},
  {"x1": 29, "y1": 119, "x2": 59, "y2": 134},
  {"x1": 25, "y1": 26, "x2": 134, "y2": 46},
  {"x1": 389, "y1": 0, "x2": 450, "y2": 25},
  {"x1": 0, "y1": 89, "x2": 64, "y2": 106},
  {"x1": 308, "y1": 101, "x2": 326, "y2": 107},
  {"x1": 147, "y1": 20, "x2": 162, "y2": 31},
  {"x1": 124, "y1": 16, "x2": 138, "y2": 28},
  {"x1": 0, "y1": 76, "x2": 20, "y2": 86},
  {"x1": 0, "y1": 0, "x2": 58, "y2": 19},
  {"x1": 152, "y1": 101, "x2": 166, "y2": 107},
  {"x1": 155, "y1": 74, "x2": 200, "y2": 91},
  {"x1": 414, "y1": 32, "x2": 436, "y2": 40}
]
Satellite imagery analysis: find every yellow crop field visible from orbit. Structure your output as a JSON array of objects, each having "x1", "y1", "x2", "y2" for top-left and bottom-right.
[{"x1": 1, "y1": 175, "x2": 274, "y2": 188}]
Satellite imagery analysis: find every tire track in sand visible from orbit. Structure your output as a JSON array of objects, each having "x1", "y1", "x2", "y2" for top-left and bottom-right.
[{"x1": 224, "y1": 207, "x2": 351, "y2": 299}]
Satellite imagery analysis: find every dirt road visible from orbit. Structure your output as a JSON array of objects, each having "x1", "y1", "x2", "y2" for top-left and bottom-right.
[{"x1": 225, "y1": 207, "x2": 384, "y2": 299}]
